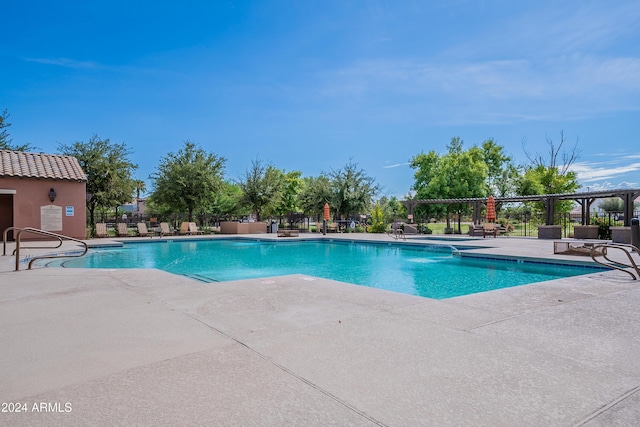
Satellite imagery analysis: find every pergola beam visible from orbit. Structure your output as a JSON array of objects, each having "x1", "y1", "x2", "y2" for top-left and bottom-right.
[{"x1": 402, "y1": 188, "x2": 640, "y2": 226}]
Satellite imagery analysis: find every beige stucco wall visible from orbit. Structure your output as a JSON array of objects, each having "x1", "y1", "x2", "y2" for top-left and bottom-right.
[{"x1": 0, "y1": 177, "x2": 87, "y2": 240}]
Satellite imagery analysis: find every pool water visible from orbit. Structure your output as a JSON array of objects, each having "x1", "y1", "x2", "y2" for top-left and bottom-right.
[{"x1": 55, "y1": 239, "x2": 601, "y2": 299}]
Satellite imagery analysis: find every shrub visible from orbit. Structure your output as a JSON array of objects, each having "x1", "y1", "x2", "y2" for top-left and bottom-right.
[
  {"x1": 369, "y1": 203, "x2": 387, "y2": 233},
  {"x1": 420, "y1": 224, "x2": 433, "y2": 234},
  {"x1": 590, "y1": 216, "x2": 611, "y2": 239}
]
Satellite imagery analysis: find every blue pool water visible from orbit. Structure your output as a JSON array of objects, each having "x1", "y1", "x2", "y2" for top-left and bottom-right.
[{"x1": 55, "y1": 239, "x2": 602, "y2": 299}]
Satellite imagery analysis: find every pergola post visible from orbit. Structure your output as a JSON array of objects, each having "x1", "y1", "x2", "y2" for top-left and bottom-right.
[
  {"x1": 470, "y1": 200, "x2": 480, "y2": 225},
  {"x1": 403, "y1": 201, "x2": 416, "y2": 221},
  {"x1": 620, "y1": 192, "x2": 640, "y2": 226},
  {"x1": 543, "y1": 196, "x2": 557, "y2": 225},
  {"x1": 576, "y1": 198, "x2": 596, "y2": 225}
]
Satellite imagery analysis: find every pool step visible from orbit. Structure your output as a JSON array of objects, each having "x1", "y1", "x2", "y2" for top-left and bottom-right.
[{"x1": 182, "y1": 273, "x2": 219, "y2": 283}]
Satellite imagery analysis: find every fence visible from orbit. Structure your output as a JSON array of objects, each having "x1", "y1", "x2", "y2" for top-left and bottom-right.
[{"x1": 88, "y1": 209, "x2": 640, "y2": 238}]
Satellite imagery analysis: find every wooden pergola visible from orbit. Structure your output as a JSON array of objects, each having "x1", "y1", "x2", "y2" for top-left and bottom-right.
[{"x1": 402, "y1": 188, "x2": 640, "y2": 226}]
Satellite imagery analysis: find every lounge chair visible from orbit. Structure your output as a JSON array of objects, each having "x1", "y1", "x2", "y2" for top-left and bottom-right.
[
  {"x1": 277, "y1": 229, "x2": 299, "y2": 237},
  {"x1": 117, "y1": 222, "x2": 130, "y2": 237},
  {"x1": 403, "y1": 224, "x2": 418, "y2": 235},
  {"x1": 95, "y1": 223, "x2": 109, "y2": 238},
  {"x1": 188, "y1": 222, "x2": 204, "y2": 235},
  {"x1": 137, "y1": 222, "x2": 152, "y2": 237},
  {"x1": 483, "y1": 223, "x2": 498, "y2": 238},
  {"x1": 159, "y1": 222, "x2": 174, "y2": 236},
  {"x1": 327, "y1": 222, "x2": 338, "y2": 233},
  {"x1": 179, "y1": 222, "x2": 190, "y2": 235},
  {"x1": 469, "y1": 224, "x2": 485, "y2": 237}
]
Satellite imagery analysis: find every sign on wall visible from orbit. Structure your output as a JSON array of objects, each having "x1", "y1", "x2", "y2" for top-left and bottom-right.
[
  {"x1": 41, "y1": 205, "x2": 63, "y2": 231},
  {"x1": 66, "y1": 206, "x2": 74, "y2": 216}
]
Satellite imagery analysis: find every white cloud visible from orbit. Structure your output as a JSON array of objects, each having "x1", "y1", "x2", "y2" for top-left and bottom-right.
[
  {"x1": 23, "y1": 57, "x2": 101, "y2": 70},
  {"x1": 21, "y1": 57, "x2": 145, "y2": 75},
  {"x1": 581, "y1": 181, "x2": 639, "y2": 192},
  {"x1": 316, "y1": 1, "x2": 640, "y2": 125},
  {"x1": 382, "y1": 162, "x2": 410, "y2": 169},
  {"x1": 570, "y1": 160, "x2": 640, "y2": 182},
  {"x1": 318, "y1": 54, "x2": 640, "y2": 126}
]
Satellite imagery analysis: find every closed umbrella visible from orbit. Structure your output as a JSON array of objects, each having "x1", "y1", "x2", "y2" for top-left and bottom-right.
[
  {"x1": 486, "y1": 195, "x2": 496, "y2": 222},
  {"x1": 322, "y1": 203, "x2": 331, "y2": 235}
]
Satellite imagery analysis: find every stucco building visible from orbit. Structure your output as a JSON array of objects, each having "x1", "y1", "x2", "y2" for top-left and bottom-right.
[{"x1": 0, "y1": 150, "x2": 87, "y2": 240}]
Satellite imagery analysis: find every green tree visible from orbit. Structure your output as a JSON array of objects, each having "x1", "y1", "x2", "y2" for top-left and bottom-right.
[
  {"x1": 210, "y1": 181, "x2": 246, "y2": 221},
  {"x1": 409, "y1": 150, "x2": 446, "y2": 221},
  {"x1": 0, "y1": 109, "x2": 38, "y2": 151},
  {"x1": 133, "y1": 179, "x2": 147, "y2": 200},
  {"x1": 106, "y1": 148, "x2": 136, "y2": 217},
  {"x1": 598, "y1": 198, "x2": 624, "y2": 213},
  {"x1": 411, "y1": 137, "x2": 487, "y2": 233},
  {"x1": 481, "y1": 138, "x2": 518, "y2": 197},
  {"x1": 59, "y1": 135, "x2": 138, "y2": 229},
  {"x1": 237, "y1": 158, "x2": 283, "y2": 221},
  {"x1": 329, "y1": 161, "x2": 379, "y2": 219},
  {"x1": 436, "y1": 140, "x2": 487, "y2": 232},
  {"x1": 150, "y1": 141, "x2": 225, "y2": 222},
  {"x1": 273, "y1": 170, "x2": 303, "y2": 216},
  {"x1": 517, "y1": 165, "x2": 579, "y2": 196},
  {"x1": 517, "y1": 131, "x2": 580, "y2": 222},
  {"x1": 298, "y1": 175, "x2": 333, "y2": 220},
  {"x1": 377, "y1": 196, "x2": 407, "y2": 223},
  {"x1": 0, "y1": 109, "x2": 11, "y2": 148}
]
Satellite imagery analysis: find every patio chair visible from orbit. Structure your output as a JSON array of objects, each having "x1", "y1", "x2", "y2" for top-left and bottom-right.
[
  {"x1": 327, "y1": 222, "x2": 338, "y2": 233},
  {"x1": 117, "y1": 222, "x2": 130, "y2": 237},
  {"x1": 137, "y1": 222, "x2": 152, "y2": 238},
  {"x1": 483, "y1": 222, "x2": 498, "y2": 238},
  {"x1": 95, "y1": 223, "x2": 109, "y2": 238},
  {"x1": 159, "y1": 222, "x2": 174, "y2": 236},
  {"x1": 188, "y1": 222, "x2": 204, "y2": 235}
]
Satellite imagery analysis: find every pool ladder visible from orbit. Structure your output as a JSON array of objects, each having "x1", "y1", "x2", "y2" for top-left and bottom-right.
[
  {"x1": 387, "y1": 229, "x2": 405, "y2": 241},
  {"x1": 590, "y1": 242, "x2": 640, "y2": 280},
  {"x1": 2, "y1": 226, "x2": 88, "y2": 271}
]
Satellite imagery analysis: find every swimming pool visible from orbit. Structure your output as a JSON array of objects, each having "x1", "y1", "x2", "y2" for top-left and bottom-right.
[{"x1": 52, "y1": 239, "x2": 604, "y2": 299}]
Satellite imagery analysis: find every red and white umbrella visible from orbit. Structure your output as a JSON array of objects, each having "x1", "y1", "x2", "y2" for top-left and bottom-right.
[{"x1": 323, "y1": 203, "x2": 330, "y2": 221}]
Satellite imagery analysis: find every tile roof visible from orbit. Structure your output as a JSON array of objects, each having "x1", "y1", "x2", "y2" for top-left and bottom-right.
[{"x1": 0, "y1": 150, "x2": 87, "y2": 182}]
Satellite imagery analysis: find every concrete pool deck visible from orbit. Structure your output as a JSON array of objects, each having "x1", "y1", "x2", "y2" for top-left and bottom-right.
[{"x1": 1, "y1": 234, "x2": 639, "y2": 426}]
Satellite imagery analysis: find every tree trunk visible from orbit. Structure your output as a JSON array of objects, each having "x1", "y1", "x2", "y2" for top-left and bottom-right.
[{"x1": 88, "y1": 204, "x2": 96, "y2": 229}]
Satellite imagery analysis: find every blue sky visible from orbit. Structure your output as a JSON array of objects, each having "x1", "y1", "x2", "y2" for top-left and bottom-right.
[{"x1": 1, "y1": 0, "x2": 639, "y2": 198}]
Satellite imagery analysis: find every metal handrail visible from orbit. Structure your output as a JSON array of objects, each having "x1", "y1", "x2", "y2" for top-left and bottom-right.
[
  {"x1": 3, "y1": 226, "x2": 63, "y2": 256},
  {"x1": 13, "y1": 227, "x2": 88, "y2": 271},
  {"x1": 591, "y1": 243, "x2": 640, "y2": 280},
  {"x1": 388, "y1": 229, "x2": 405, "y2": 240}
]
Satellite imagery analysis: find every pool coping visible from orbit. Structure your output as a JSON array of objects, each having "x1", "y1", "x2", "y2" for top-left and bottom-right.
[{"x1": 34, "y1": 234, "x2": 610, "y2": 294}]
